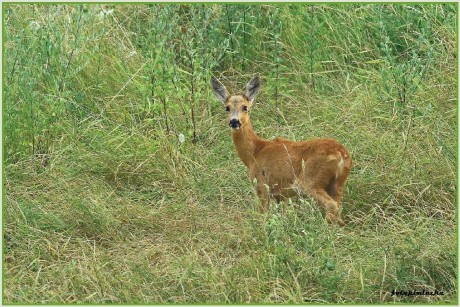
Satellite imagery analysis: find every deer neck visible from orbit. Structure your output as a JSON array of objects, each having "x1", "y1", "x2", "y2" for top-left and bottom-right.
[{"x1": 231, "y1": 121, "x2": 263, "y2": 168}]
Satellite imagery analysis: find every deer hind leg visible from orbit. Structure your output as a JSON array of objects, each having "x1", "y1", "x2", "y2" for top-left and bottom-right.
[
  {"x1": 327, "y1": 159, "x2": 351, "y2": 223},
  {"x1": 305, "y1": 186, "x2": 344, "y2": 226},
  {"x1": 326, "y1": 180, "x2": 345, "y2": 226}
]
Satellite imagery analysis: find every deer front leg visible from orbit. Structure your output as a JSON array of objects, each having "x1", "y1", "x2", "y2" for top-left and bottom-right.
[
  {"x1": 255, "y1": 181, "x2": 270, "y2": 212},
  {"x1": 250, "y1": 170, "x2": 270, "y2": 212}
]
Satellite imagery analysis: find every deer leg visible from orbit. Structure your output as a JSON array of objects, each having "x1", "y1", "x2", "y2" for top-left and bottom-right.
[
  {"x1": 328, "y1": 165, "x2": 350, "y2": 224},
  {"x1": 333, "y1": 185, "x2": 344, "y2": 209},
  {"x1": 306, "y1": 187, "x2": 344, "y2": 226},
  {"x1": 326, "y1": 180, "x2": 345, "y2": 224},
  {"x1": 255, "y1": 181, "x2": 269, "y2": 212},
  {"x1": 250, "y1": 169, "x2": 270, "y2": 213},
  {"x1": 255, "y1": 175, "x2": 270, "y2": 212}
]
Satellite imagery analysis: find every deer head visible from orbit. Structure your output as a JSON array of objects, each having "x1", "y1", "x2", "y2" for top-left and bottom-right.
[{"x1": 211, "y1": 75, "x2": 261, "y2": 130}]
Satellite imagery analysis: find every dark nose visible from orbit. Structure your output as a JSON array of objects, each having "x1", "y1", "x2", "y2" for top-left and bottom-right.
[{"x1": 229, "y1": 119, "x2": 241, "y2": 128}]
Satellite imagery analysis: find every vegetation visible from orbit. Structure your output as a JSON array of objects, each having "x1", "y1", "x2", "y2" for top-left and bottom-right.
[{"x1": 4, "y1": 3, "x2": 457, "y2": 304}]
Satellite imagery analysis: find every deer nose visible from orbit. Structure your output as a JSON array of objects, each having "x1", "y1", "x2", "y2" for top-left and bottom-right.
[{"x1": 229, "y1": 119, "x2": 241, "y2": 129}]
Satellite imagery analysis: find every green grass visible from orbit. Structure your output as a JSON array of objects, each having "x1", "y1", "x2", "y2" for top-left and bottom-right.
[{"x1": 3, "y1": 3, "x2": 457, "y2": 304}]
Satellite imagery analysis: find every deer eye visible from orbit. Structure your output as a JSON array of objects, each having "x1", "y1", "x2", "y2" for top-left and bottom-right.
[
  {"x1": 242, "y1": 105, "x2": 248, "y2": 112},
  {"x1": 225, "y1": 106, "x2": 230, "y2": 112}
]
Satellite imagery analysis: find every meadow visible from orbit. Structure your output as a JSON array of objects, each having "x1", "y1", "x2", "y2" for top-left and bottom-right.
[{"x1": 3, "y1": 3, "x2": 457, "y2": 304}]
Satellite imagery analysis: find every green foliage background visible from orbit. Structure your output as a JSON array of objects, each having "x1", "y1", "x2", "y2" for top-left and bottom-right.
[{"x1": 3, "y1": 3, "x2": 457, "y2": 304}]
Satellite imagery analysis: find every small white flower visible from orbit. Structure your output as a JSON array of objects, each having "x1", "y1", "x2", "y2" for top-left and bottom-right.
[
  {"x1": 127, "y1": 50, "x2": 137, "y2": 58},
  {"x1": 178, "y1": 133, "x2": 185, "y2": 145},
  {"x1": 98, "y1": 9, "x2": 114, "y2": 19},
  {"x1": 29, "y1": 21, "x2": 40, "y2": 31}
]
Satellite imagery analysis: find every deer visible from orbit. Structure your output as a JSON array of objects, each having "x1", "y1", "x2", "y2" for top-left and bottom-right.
[{"x1": 211, "y1": 74, "x2": 352, "y2": 226}]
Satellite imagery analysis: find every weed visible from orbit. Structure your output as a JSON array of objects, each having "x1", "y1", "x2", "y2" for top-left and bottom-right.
[{"x1": 4, "y1": 3, "x2": 457, "y2": 304}]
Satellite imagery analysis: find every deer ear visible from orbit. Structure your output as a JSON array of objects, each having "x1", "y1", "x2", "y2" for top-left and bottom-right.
[
  {"x1": 211, "y1": 76, "x2": 229, "y2": 104},
  {"x1": 245, "y1": 74, "x2": 261, "y2": 103}
]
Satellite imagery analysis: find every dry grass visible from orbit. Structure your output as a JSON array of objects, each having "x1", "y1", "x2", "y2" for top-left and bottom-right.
[{"x1": 4, "y1": 3, "x2": 457, "y2": 304}]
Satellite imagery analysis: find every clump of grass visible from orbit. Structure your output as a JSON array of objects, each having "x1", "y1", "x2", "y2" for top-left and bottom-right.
[{"x1": 4, "y1": 3, "x2": 457, "y2": 304}]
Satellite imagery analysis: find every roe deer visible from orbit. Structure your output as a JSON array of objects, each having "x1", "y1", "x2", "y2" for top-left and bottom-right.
[{"x1": 211, "y1": 74, "x2": 352, "y2": 226}]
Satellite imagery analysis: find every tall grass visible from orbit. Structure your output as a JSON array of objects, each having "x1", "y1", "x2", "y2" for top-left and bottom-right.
[{"x1": 4, "y1": 3, "x2": 457, "y2": 304}]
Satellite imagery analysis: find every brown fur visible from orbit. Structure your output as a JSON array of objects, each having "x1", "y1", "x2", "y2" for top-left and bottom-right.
[{"x1": 211, "y1": 75, "x2": 352, "y2": 225}]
